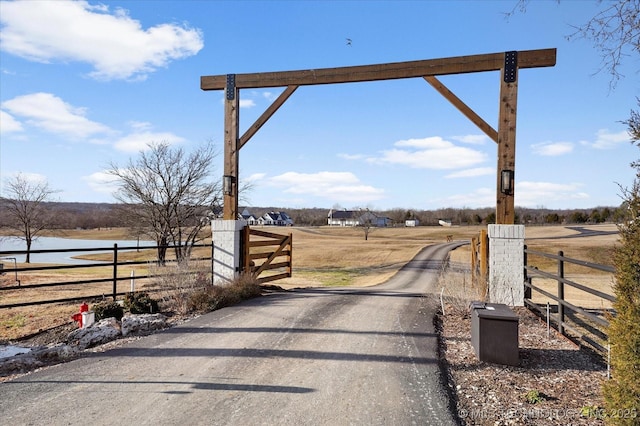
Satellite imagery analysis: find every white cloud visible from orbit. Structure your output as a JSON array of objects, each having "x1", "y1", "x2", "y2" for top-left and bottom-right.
[
  {"x1": 83, "y1": 171, "x2": 120, "y2": 195},
  {"x1": 445, "y1": 167, "x2": 494, "y2": 178},
  {"x1": 1, "y1": 92, "x2": 111, "y2": 138},
  {"x1": 394, "y1": 137, "x2": 451, "y2": 149},
  {"x1": 262, "y1": 91, "x2": 277, "y2": 101},
  {"x1": 219, "y1": 97, "x2": 256, "y2": 108},
  {"x1": 589, "y1": 129, "x2": 630, "y2": 149},
  {"x1": 5, "y1": 171, "x2": 48, "y2": 185},
  {"x1": 0, "y1": 1, "x2": 203, "y2": 81},
  {"x1": 440, "y1": 187, "x2": 494, "y2": 208},
  {"x1": 112, "y1": 127, "x2": 185, "y2": 152},
  {"x1": 0, "y1": 109, "x2": 23, "y2": 133},
  {"x1": 240, "y1": 99, "x2": 256, "y2": 108},
  {"x1": 128, "y1": 121, "x2": 153, "y2": 132},
  {"x1": 516, "y1": 181, "x2": 589, "y2": 207},
  {"x1": 338, "y1": 153, "x2": 366, "y2": 160},
  {"x1": 451, "y1": 134, "x2": 489, "y2": 145},
  {"x1": 370, "y1": 136, "x2": 487, "y2": 169},
  {"x1": 438, "y1": 181, "x2": 591, "y2": 209},
  {"x1": 267, "y1": 171, "x2": 385, "y2": 204},
  {"x1": 531, "y1": 141, "x2": 574, "y2": 156},
  {"x1": 245, "y1": 173, "x2": 266, "y2": 182}
]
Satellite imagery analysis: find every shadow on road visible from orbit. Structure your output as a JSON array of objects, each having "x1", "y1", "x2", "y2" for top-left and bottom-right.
[
  {"x1": 160, "y1": 325, "x2": 437, "y2": 339},
  {"x1": 4, "y1": 378, "x2": 316, "y2": 394},
  {"x1": 84, "y1": 346, "x2": 439, "y2": 365}
]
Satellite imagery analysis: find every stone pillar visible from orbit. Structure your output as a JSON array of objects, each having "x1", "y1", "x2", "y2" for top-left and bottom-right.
[
  {"x1": 212, "y1": 220, "x2": 246, "y2": 285},
  {"x1": 488, "y1": 224, "x2": 525, "y2": 306}
]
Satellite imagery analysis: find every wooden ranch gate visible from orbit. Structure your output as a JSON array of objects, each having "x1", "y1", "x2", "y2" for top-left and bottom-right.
[{"x1": 241, "y1": 227, "x2": 292, "y2": 284}]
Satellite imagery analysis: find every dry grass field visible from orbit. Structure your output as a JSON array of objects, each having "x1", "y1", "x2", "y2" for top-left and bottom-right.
[{"x1": 0, "y1": 224, "x2": 620, "y2": 342}]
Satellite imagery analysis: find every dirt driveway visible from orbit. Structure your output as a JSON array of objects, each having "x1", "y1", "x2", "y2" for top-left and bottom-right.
[{"x1": 0, "y1": 242, "x2": 464, "y2": 425}]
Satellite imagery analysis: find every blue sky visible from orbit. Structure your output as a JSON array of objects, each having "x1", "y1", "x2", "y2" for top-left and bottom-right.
[{"x1": 0, "y1": 0, "x2": 638, "y2": 211}]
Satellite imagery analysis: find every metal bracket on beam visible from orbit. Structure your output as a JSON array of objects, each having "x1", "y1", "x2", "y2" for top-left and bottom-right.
[
  {"x1": 226, "y1": 74, "x2": 236, "y2": 100},
  {"x1": 504, "y1": 51, "x2": 517, "y2": 83}
]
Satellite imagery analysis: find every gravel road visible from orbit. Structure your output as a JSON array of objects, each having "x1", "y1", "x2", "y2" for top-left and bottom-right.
[{"x1": 1, "y1": 242, "x2": 464, "y2": 426}]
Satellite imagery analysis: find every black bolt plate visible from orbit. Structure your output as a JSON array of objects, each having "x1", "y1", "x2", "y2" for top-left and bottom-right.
[
  {"x1": 504, "y1": 51, "x2": 517, "y2": 83},
  {"x1": 226, "y1": 74, "x2": 236, "y2": 100}
]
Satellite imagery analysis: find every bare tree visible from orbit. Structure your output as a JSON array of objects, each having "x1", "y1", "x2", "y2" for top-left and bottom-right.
[
  {"x1": 0, "y1": 173, "x2": 59, "y2": 263},
  {"x1": 507, "y1": 0, "x2": 639, "y2": 89},
  {"x1": 567, "y1": 0, "x2": 639, "y2": 89},
  {"x1": 108, "y1": 142, "x2": 222, "y2": 264},
  {"x1": 624, "y1": 99, "x2": 640, "y2": 163},
  {"x1": 358, "y1": 208, "x2": 377, "y2": 241}
]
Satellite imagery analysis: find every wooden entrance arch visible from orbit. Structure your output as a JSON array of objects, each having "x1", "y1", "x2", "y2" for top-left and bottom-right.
[{"x1": 201, "y1": 48, "x2": 556, "y2": 224}]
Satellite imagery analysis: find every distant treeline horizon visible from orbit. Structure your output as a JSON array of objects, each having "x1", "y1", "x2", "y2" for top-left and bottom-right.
[{"x1": 0, "y1": 201, "x2": 625, "y2": 230}]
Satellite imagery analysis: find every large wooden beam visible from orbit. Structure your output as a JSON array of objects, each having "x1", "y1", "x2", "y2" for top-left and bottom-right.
[
  {"x1": 239, "y1": 85, "x2": 298, "y2": 149},
  {"x1": 223, "y1": 78, "x2": 239, "y2": 220},
  {"x1": 202, "y1": 48, "x2": 556, "y2": 90},
  {"x1": 424, "y1": 76, "x2": 498, "y2": 143},
  {"x1": 496, "y1": 65, "x2": 518, "y2": 225},
  {"x1": 206, "y1": 49, "x2": 556, "y2": 223}
]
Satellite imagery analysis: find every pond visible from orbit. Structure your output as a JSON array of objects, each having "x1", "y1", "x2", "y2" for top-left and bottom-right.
[{"x1": 0, "y1": 236, "x2": 154, "y2": 265}]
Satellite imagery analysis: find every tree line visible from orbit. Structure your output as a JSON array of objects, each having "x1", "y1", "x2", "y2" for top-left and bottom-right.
[{"x1": 0, "y1": 198, "x2": 625, "y2": 231}]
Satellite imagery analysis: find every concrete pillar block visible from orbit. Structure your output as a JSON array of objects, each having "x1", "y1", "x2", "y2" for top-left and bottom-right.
[
  {"x1": 488, "y1": 224, "x2": 525, "y2": 306},
  {"x1": 212, "y1": 220, "x2": 246, "y2": 285}
]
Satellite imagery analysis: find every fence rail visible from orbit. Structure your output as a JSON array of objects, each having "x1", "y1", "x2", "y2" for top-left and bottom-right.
[
  {"x1": 0, "y1": 243, "x2": 212, "y2": 309},
  {"x1": 524, "y1": 246, "x2": 615, "y2": 354}
]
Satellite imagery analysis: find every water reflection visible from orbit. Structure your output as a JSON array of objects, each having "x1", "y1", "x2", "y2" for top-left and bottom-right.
[{"x1": 0, "y1": 236, "x2": 154, "y2": 265}]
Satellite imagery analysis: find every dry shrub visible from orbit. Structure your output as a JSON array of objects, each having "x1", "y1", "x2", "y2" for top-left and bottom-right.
[
  {"x1": 152, "y1": 261, "x2": 262, "y2": 315},
  {"x1": 437, "y1": 263, "x2": 487, "y2": 317},
  {"x1": 190, "y1": 273, "x2": 262, "y2": 313},
  {"x1": 151, "y1": 260, "x2": 211, "y2": 315}
]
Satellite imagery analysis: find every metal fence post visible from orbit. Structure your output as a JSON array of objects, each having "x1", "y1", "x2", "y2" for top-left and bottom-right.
[
  {"x1": 557, "y1": 250, "x2": 565, "y2": 335},
  {"x1": 113, "y1": 243, "x2": 118, "y2": 301}
]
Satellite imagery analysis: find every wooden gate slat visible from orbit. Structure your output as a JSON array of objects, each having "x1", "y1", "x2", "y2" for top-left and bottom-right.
[{"x1": 243, "y1": 226, "x2": 292, "y2": 282}]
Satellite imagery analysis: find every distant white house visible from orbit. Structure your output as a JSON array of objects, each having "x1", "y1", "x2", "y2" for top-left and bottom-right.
[
  {"x1": 239, "y1": 208, "x2": 258, "y2": 225},
  {"x1": 405, "y1": 218, "x2": 420, "y2": 227},
  {"x1": 239, "y1": 209, "x2": 293, "y2": 226},
  {"x1": 327, "y1": 209, "x2": 359, "y2": 226},
  {"x1": 327, "y1": 209, "x2": 391, "y2": 227}
]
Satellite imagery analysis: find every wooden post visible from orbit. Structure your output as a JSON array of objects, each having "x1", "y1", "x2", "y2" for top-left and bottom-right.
[
  {"x1": 496, "y1": 52, "x2": 518, "y2": 224},
  {"x1": 242, "y1": 225, "x2": 251, "y2": 274},
  {"x1": 287, "y1": 233, "x2": 293, "y2": 278},
  {"x1": 479, "y1": 229, "x2": 488, "y2": 284},
  {"x1": 223, "y1": 74, "x2": 240, "y2": 220},
  {"x1": 471, "y1": 236, "x2": 478, "y2": 286}
]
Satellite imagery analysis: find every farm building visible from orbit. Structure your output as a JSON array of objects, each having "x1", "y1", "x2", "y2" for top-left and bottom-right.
[{"x1": 327, "y1": 209, "x2": 391, "y2": 227}]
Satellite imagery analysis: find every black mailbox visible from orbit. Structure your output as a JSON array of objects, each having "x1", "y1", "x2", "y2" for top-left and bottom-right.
[{"x1": 470, "y1": 302, "x2": 519, "y2": 366}]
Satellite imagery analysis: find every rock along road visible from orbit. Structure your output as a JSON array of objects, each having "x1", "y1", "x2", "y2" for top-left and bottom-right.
[{"x1": 1, "y1": 242, "x2": 465, "y2": 426}]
